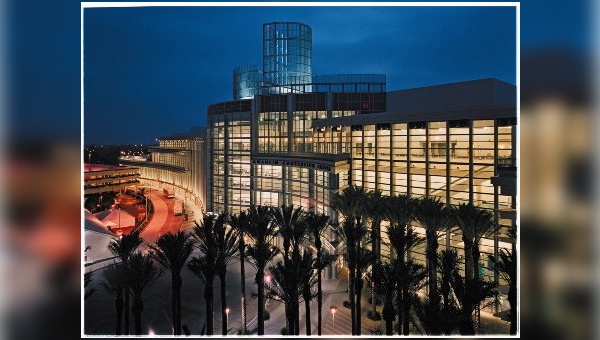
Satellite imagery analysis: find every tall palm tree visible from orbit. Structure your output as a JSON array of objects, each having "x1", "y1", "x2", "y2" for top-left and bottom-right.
[
  {"x1": 397, "y1": 258, "x2": 427, "y2": 334},
  {"x1": 149, "y1": 231, "x2": 195, "y2": 335},
  {"x1": 384, "y1": 194, "x2": 421, "y2": 335},
  {"x1": 245, "y1": 205, "x2": 279, "y2": 335},
  {"x1": 453, "y1": 203, "x2": 499, "y2": 334},
  {"x1": 488, "y1": 225, "x2": 517, "y2": 334},
  {"x1": 363, "y1": 190, "x2": 385, "y2": 315},
  {"x1": 108, "y1": 230, "x2": 143, "y2": 335},
  {"x1": 126, "y1": 252, "x2": 162, "y2": 335},
  {"x1": 272, "y1": 205, "x2": 307, "y2": 334},
  {"x1": 188, "y1": 249, "x2": 218, "y2": 336},
  {"x1": 100, "y1": 264, "x2": 127, "y2": 335},
  {"x1": 214, "y1": 216, "x2": 239, "y2": 335},
  {"x1": 190, "y1": 214, "x2": 226, "y2": 335},
  {"x1": 299, "y1": 250, "x2": 318, "y2": 335},
  {"x1": 368, "y1": 261, "x2": 397, "y2": 335},
  {"x1": 332, "y1": 186, "x2": 369, "y2": 335},
  {"x1": 449, "y1": 259, "x2": 498, "y2": 335},
  {"x1": 335, "y1": 217, "x2": 370, "y2": 335},
  {"x1": 230, "y1": 212, "x2": 251, "y2": 334},
  {"x1": 414, "y1": 196, "x2": 452, "y2": 333},
  {"x1": 305, "y1": 212, "x2": 331, "y2": 335},
  {"x1": 354, "y1": 245, "x2": 374, "y2": 335},
  {"x1": 265, "y1": 259, "x2": 300, "y2": 334},
  {"x1": 438, "y1": 249, "x2": 463, "y2": 335}
]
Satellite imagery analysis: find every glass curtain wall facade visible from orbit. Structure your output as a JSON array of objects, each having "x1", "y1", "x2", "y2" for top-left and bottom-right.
[
  {"x1": 263, "y1": 22, "x2": 312, "y2": 94},
  {"x1": 208, "y1": 100, "x2": 253, "y2": 215},
  {"x1": 313, "y1": 116, "x2": 517, "y2": 283}
]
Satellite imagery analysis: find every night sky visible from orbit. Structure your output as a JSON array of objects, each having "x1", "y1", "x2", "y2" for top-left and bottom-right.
[{"x1": 83, "y1": 5, "x2": 516, "y2": 145}]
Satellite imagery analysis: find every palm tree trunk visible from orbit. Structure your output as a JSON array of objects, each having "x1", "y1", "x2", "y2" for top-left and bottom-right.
[
  {"x1": 257, "y1": 270, "x2": 265, "y2": 335},
  {"x1": 396, "y1": 284, "x2": 403, "y2": 335},
  {"x1": 508, "y1": 285, "x2": 517, "y2": 335},
  {"x1": 204, "y1": 283, "x2": 214, "y2": 335},
  {"x1": 124, "y1": 289, "x2": 130, "y2": 335},
  {"x1": 172, "y1": 273, "x2": 179, "y2": 335},
  {"x1": 355, "y1": 279, "x2": 363, "y2": 335},
  {"x1": 461, "y1": 242, "x2": 475, "y2": 335},
  {"x1": 304, "y1": 292, "x2": 311, "y2": 335},
  {"x1": 295, "y1": 299, "x2": 300, "y2": 335},
  {"x1": 240, "y1": 246, "x2": 247, "y2": 334},
  {"x1": 132, "y1": 298, "x2": 142, "y2": 335},
  {"x1": 427, "y1": 237, "x2": 440, "y2": 334},
  {"x1": 115, "y1": 293, "x2": 124, "y2": 335},
  {"x1": 284, "y1": 303, "x2": 291, "y2": 334},
  {"x1": 371, "y1": 219, "x2": 380, "y2": 314},
  {"x1": 317, "y1": 264, "x2": 323, "y2": 335},
  {"x1": 382, "y1": 301, "x2": 394, "y2": 335},
  {"x1": 219, "y1": 272, "x2": 228, "y2": 335},
  {"x1": 402, "y1": 284, "x2": 410, "y2": 335},
  {"x1": 349, "y1": 266, "x2": 356, "y2": 335}
]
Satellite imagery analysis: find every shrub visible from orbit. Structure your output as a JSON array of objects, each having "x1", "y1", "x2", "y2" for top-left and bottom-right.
[
  {"x1": 263, "y1": 311, "x2": 270, "y2": 320},
  {"x1": 280, "y1": 327, "x2": 288, "y2": 335},
  {"x1": 343, "y1": 300, "x2": 351, "y2": 309}
]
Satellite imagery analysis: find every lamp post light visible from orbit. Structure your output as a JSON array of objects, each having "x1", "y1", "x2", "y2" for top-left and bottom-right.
[
  {"x1": 330, "y1": 306, "x2": 337, "y2": 333},
  {"x1": 264, "y1": 274, "x2": 272, "y2": 290},
  {"x1": 225, "y1": 307, "x2": 230, "y2": 334}
]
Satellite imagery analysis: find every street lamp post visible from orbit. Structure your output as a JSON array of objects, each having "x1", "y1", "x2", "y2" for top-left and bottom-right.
[{"x1": 330, "y1": 306, "x2": 337, "y2": 333}]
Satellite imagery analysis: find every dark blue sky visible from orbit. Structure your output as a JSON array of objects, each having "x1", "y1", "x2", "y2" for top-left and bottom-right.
[{"x1": 83, "y1": 5, "x2": 516, "y2": 145}]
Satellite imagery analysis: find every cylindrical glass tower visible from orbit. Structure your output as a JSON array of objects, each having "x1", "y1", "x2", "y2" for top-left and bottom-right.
[
  {"x1": 263, "y1": 22, "x2": 312, "y2": 94},
  {"x1": 233, "y1": 64, "x2": 261, "y2": 100}
]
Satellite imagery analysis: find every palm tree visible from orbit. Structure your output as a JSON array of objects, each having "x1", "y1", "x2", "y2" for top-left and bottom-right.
[
  {"x1": 245, "y1": 205, "x2": 279, "y2": 335},
  {"x1": 450, "y1": 259, "x2": 498, "y2": 335},
  {"x1": 188, "y1": 250, "x2": 218, "y2": 336},
  {"x1": 332, "y1": 186, "x2": 369, "y2": 335},
  {"x1": 230, "y1": 212, "x2": 251, "y2": 334},
  {"x1": 363, "y1": 190, "x2": 385, "y2": 316},
  {"x1": 488, "y1": 225, "x2": 517, "y2": 334},
  {"x1": 299, "y1": 250, "x2": 319, "y2": 335},
  {"x1": 438, "y1": 249, "x2": 463, "y2": 335},
  {"x1": 414, "y1": 196, "x2": 452, "y2": 333},
  {"x1": 272, "y1": 205, "x2": 307, "y2": 334},
  {"x1": 331, "y1": 186, "x2": 369, "y2": 224},
  {"x1": 214, "y1": 216, "x2": 239, "y2": 335},
  {"x1": 100, "y1": 264, "x2": 126, "y2": 335},
  {"x1": 190, "y1": 215, "x2": 226, "y2": 335},
  {"x1": 305, "y1": 212, "x2": 331, "y2": 335},
  {"x1": 265, "y1": 259, "x2": 300, "y2": 334},
  {"x1": 335, "y1": 217, "x2": 370, "y2": 335},
  {"x1": 412, "y1": 249, "x2": 462, "y2": 335},
  {"x1": 149, "y1": 231, "x2": 194, "y2": 335},
  {"x1": 384, "y1": 194, "x2": 422, "y2": 335},
  {"x1": 108, "y1": 230, "x2": 143, "y2": 335},
  {"x1": 368, "y1": 261, "x2": 397, "y2": 335},
  {"x1": 453, "y1": 203, "x2": 499, "y2": 334},
  {"x1": 272, "y1": 205, "x2": 305, "y2": 265},
  {"x1": 354, "y1": 246, "x2": 374, "y2": 335},
  {"x1": 400, "y1": 259, "x2": 439, "y2": 335},
  {"x1": 397, "y1": 258, "x2": 427, "y2": 334},
  {"x1": 126, "y1": 252, "x2": 162, "y2": 335}
]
